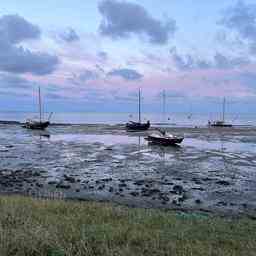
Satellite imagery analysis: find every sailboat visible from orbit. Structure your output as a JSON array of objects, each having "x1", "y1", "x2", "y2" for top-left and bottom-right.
[
  {"x1": 209, "y1": 98, "x2": 232, "y2": 127},
  {"x1": 22, "y1": 87, "x2": 51, "y2": 130},
  {"x1": 126, "y1": 88, "x2": 150, "y2": 131}
]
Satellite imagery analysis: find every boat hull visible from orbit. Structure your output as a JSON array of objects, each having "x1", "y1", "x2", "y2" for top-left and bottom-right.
[
  {"x1": 126, "y1": 122, "x2": 150, "y2": 131},
  {"x1": 210, "y1": 124, "x2": 232, "y2": 128},
  {"x1": 22, "y1": 121, "x2": 50, "y2": 130},
  {"x1": 145, "y1": 136, "x2": 184, "y2": 146}
]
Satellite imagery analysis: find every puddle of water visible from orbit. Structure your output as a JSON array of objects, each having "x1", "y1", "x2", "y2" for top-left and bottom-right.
[
  {"x1": 184, "y1": 138, "x2": 256, "y2": 153},
  {"x1": 51, "y1": 134, "x2": 145, "y2": 146}
]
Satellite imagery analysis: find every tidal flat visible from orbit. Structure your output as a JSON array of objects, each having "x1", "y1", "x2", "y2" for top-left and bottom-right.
[{"x1": 0, "y1": 124, "x2": 256, "y2": 217}]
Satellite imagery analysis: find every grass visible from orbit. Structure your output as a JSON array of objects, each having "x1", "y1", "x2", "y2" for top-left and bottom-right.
[{"x1": 0, "y1": 196, "x2": 255, "y2": 255}]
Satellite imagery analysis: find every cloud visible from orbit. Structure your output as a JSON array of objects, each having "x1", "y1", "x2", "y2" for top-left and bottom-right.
[
  {"x1": 58, "y1": 27, "x2": 80, "y2": 42},
  {"x1": 169, "y1": 47, "x2": 249, "y2": 71},
  {"x1": 219, "y1": 1, "x2": 256, "y2": 54},
  {"x1": 0, "y1": 73, "x2": 35, "y2": 89},
  {"x1": 68, "y1": 69, "x2": 99, "y2": 85},
  {"x1": 0, "y1": 45, "x2": 59, "y2": 75},
  {"x1": 0, "y1": 14, "x2": 59, "y2": 75},
  {"x1": 98, "y1": 0, "x2": 176, "y2": 44},
  {"x1": 0, "y1": 14, "x2": 40, "y2": 44},
  {"x1": 107, "y1": 68, "x2": 143, "y2": 81},
  {"x1": 97, "y1": 51, "x2": 108, "y2": 61},
  {"x1": 213, "y1": 52, "x2": 249, "y2": 69},
  {"x1": 219, "y1": 1, "x2": 256, "y2": 41}
]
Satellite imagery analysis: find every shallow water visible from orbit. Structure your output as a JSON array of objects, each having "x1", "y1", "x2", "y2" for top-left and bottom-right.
[{"x1": 1, "y1": 124, "x2": 256, "y2": 215}]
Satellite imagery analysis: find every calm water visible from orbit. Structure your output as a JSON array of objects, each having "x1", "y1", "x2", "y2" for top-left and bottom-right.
[{"x1": 0, "y1": 111, "x2": 255, "y2": 127}]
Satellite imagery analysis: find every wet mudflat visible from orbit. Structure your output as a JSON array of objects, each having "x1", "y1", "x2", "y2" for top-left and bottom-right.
[{"x1": 0, "y1": 123, "x2": 256, "y2": 216}]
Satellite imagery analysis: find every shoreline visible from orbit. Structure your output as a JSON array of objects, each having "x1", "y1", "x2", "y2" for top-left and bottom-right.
[{"x1": 0, "y1": 119, "x2": 255, "y2": 128}]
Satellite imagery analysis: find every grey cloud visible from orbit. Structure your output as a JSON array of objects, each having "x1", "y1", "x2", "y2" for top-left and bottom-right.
[
  {"x1": 170, "y1": 47, "x2": 249, "y2": 71},
  {"x1": 219, "y1": 1, "x2": 256, "y2": 55},
  {"x1": 107, "y1": 68, "x2": 143, "y2": 81},
  {"x1": 98, "y1": 0, "x2": 176, "y2": 44},
  {"x1": 170, "y1": 47, "x2": 210, "y2": 70},
  {"x1": 59, "y1": 28, "x2": 80, "y2": 42},
  {"x1": 68, "y1": 69, "x2": 99, "y2": 85},
  {"x1": 214, "y1": 52, "x2": 249, "y2": 69},
  {"x1": 98, "y1": 51, "x2": 108, "y2": 61},
  {"x1": 95, "y1": 64, "x2": 105, "y2": 73},
  {"x1": 0, "y1": 14, "x2": 40, "y2": 44},
  {"x1": 0, "y1": 45, "x2": 59, "y2": 75},
  {"x1": 219, "y1": 1, "x2": 256, "y2": 42},
  {"x1": 0, "y1": 14, "x2": 59, "y2": 75},
  {"x1": 0, "y1": 73, "x2": 35, "y2": 89}
]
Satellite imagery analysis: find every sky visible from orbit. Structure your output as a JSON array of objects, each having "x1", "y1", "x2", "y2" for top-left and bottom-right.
[{"x1": 0, "y1": 0, "x2": 256, "y2": 114}]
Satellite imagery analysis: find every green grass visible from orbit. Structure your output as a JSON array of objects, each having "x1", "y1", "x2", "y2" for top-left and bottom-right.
[{"x1": 0, "y1": 196, "x2": 255, "y2": 256}]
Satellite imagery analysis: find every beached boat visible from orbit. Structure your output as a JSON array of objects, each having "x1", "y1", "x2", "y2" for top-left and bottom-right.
[
  {"x1": 22, "y1": 87, "x2": 51, "y2": 130},
  {"x1": 145, "y1": 130, "x2": 184, "y2": 146},
  {"x1": 126, "y1": 88, "x2": 150, "y2": 131},
  {"x1": 209, "y1": 98, "x2": 232, "y2": 128},
  {"x1": 126, "y1": 121, "x2": 150, "y2": 131}
]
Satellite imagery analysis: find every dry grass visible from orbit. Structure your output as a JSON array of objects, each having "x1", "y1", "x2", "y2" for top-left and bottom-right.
[{"x1": 0, "y1": 196, "x2": 255, "y2": 256}]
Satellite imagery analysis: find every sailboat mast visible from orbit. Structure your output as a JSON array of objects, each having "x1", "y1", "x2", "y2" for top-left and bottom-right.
[
  {"x1": 138, "y1": 88, "x2": 141, "y2": 123},
  {"x1": 163, "y1": 90, "x2": 166, "y2": 122},
  {"x1": 222, "y1": 97, "x2": 226, "y2": 123},
  {"x1": 39, "y1": 86, "x2": 42, "y2": 123}
]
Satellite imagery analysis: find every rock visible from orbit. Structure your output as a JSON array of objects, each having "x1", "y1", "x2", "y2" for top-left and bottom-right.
[
  {"x1": 217, "y1": 201, "x2": 227, "y2": 206},
  {"x1": 130, "y1": 191, "x2": 139, "y2": 197},
  {"x1": 161, "y1": 196, "x2": 170, "y2": 202},
  {"x1": 179, "y1": 194, "x2": 188, "y2": 202},
  {"x1": 172, "y1": 185, "x2": 184, "y2": 195},
  {"x1": 195, "y1": 199, "x2": 202, "y2": 204},
  {"x1": 56, "y1": 184, "x2": 71, "y2": 189},
  {"x1": 141, "y1": 188, "x2": 160, "y2": 197},
  {"x1": 109, "y1": 187, "x2": 114, "y2": 193},
  {"x1": 33, "y1": 172, "x2": 41, "y2": 177},
  {"x1": 191, "y1": 187, "x2": 205, "y2": 191},
  {"x1": 98, "y1": 185, "x2": 105, "y2": 190},
  {"x1": 216, "y1": 180, "x2": 230, "y2": 186},
  {"x1": 48, "y1": 181, "x2": 57, "y2": 185},
  {"x1": 64, "y1": 175, "x2": 76, "y2": 183},
  {"x1": 102, "y1": 178, "x2": 112, "y2": 182},
  {"x1": 36, "y1": 183, "x2": 43, "y2": 188},
  {"x1": 134, "y1": 180, "x2": 145, "y2": 186}
]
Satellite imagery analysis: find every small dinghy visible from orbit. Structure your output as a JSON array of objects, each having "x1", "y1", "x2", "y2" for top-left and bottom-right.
[{"x1": 145, "y1": 130, "x2": 184, "y2": 146}]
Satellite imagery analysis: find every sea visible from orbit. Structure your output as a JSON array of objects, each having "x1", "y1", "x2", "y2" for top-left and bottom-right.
[{"x1": 0, "y1": 111, "x2": 255, "y2": 127}]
